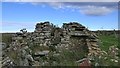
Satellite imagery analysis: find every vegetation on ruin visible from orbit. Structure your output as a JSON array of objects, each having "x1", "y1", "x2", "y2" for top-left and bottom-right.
[{"x1": 1, "y1": 30, "x2": 120, "y2": 66}]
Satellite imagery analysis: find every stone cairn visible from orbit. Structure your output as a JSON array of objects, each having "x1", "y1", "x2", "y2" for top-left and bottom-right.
[{"x1": 2, "y1": 21, "x2": 105, "y2": 67}]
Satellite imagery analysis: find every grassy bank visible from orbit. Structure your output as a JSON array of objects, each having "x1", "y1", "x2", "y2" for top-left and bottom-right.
[{"x1": 99, "y1": 34, "x2": 118, "y2": 51}]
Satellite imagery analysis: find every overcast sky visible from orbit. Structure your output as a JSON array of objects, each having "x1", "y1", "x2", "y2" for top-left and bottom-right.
[{"x1": 1, "y1": 1, "x2": 119, "y2": 32}]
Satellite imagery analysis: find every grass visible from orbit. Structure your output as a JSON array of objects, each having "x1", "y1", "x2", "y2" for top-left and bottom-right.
[
  {"x1": 98, "y1": 34, "x2": 119, "y2": 66},
  {"x1": 2, "y1": 33, "x2": 13, "y2": 45},
  {"x1": 98, "y1": 34, "x2": 118, "y2": 51}
]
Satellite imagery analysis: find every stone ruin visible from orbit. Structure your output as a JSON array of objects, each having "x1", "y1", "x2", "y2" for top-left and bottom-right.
[{"x1": 2, "y1": 21, "x2": 109, "y2": 67}]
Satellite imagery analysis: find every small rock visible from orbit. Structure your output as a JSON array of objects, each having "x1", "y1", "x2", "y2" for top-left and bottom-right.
[{"x1": 26, "y1": 54, "x2": 34, "y2": 62}]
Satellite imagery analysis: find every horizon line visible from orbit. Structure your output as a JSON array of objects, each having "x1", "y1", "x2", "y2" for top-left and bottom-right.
[{"x1": 0, "y1": 29, "x2": 119, "y2": 33}]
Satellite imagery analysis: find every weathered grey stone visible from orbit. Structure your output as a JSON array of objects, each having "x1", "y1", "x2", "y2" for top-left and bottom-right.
[
  {"x1": 13, "y1": 47, "x2": 17, "y2": 51},
  {"x1": 0, "y1": 43, "x2": 2, "y2": 58},
  {"x1": 34, "y1": 50, "x2": 49, "y2": 56},
  {"x1": 1, "y1": 43, "x2": 7, "y2": 50},
  {"x1": 53, "y1": 53, "x2": 60, "y2": 56},
  {"x1": 32, "y1": 61, "x2": 40, "y2": 66},
  {"x1": 23, "y1": 46, "x2": 29, "y2": 50},
  {"x1": 26, "y1": 54, "x2": 34, "y2": 62},
  {"x1": 2, "y1": 22, "x2": 103, "y2": 66},
  {"x1": 21, "y1": 49, "x2": 27, "y2": 57},
  {"x1": 2, "y1": 57, "x2": 9, "y2": 63},
  {"x1": 19, "y1": 58, "x2": 29, "y2": 66},
  {"x1": 34, "y1": 57, "x2": 40, "y2": 61}
]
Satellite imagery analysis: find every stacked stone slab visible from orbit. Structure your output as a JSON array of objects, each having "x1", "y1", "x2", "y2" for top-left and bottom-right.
[
  {"x1": 2, "y1": 21, "x2": 103, "y2": 67},
  {"x1": 34, "y1": 21, "x2": 52, "y2": 46},
  {"x1": 61, "y1": 22, "x2": 102, "y2": 58}
]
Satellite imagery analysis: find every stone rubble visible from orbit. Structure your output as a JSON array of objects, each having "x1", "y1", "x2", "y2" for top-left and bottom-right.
[
  {"x1": 109, "y1": 45, "x2": 119, "y2": 63},
  {"x1": 2, "y1": 21, "x2": 118, "y2": 67}
]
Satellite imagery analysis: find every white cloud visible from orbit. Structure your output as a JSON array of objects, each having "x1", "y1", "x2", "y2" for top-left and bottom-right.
[
  {"x1": 1, "y1": 0, "x2": 120, "y2": 2},
  {"x1": 46, "y1": 2, "x2": 117, "y2": 16},
  {"x1": 48, "y1": 2, "x2": 65, "y2": 9},
  {"x1": 80, "y1": 6, "x2": 113, "y2": 16},
  {"x1": 1, "y1": 1, "x2": 118, "y2": 16}
]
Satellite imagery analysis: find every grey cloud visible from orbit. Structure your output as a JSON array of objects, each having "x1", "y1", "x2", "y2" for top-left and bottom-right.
[
  {"x1": 46, "y1": 2, "x2": 118, "y2": 16},
  {"x1": 2, "y1": 1, "x2": 118, "y2": 16},
  {"x1": 28, "y1": 2, "x2": 118, "y2": 16},
  {"x1": 80, "y1": 6, "x2": 113, "y2": 16},
  {"x1": 63, "y1": 2, "x2": 118, "y2": 9}
]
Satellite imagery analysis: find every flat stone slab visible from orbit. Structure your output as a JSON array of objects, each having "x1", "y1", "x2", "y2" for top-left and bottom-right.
[{"x1": 0, "y1": 61, "x2": 2, "y2": 68}]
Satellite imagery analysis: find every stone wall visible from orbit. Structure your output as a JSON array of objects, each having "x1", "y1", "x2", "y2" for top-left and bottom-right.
[{"x1": 2, "y1": 21, "x2": 104, "y2": 67}]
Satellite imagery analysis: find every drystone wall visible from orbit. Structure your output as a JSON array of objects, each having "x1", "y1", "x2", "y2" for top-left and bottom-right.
[{"x1": 2, "y1": 21, "x2": 109, "y2": 67}]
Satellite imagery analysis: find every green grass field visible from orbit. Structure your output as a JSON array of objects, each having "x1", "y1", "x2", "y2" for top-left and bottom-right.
[
  {"x1": 99, "y1": 34, "x2": 118, "y2": 51},
  {"x1": 98, "y1": 34, "x2": 119, "y2": 66}
]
